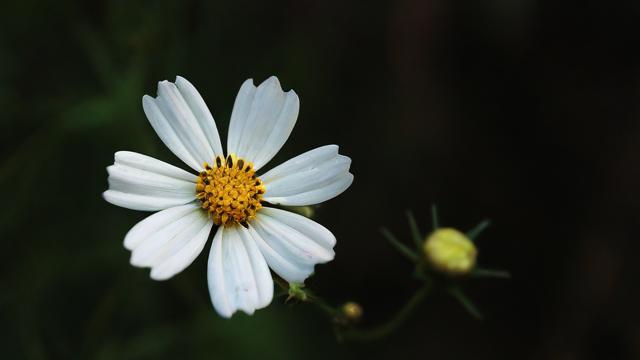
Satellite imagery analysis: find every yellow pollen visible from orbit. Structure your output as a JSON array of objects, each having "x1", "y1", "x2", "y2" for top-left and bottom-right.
[{"x1": 196, "y1": 153, "x2": 265, "y2": 227}]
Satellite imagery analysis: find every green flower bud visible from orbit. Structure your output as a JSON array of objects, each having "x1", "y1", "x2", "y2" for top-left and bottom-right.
[
  {"x1": 341, "y1": 302, "x2": 363, "y2": 322},
  {"x1": 423, "y1": 228, "x2": 477, "y2": 276}
]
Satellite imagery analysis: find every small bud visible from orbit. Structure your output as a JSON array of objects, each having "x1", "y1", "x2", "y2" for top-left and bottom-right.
[
  {"x1": 341, "y1": 302, "x2": 363, "y2": 322},
  {"x1": 423, "y1": 228, "x2": 477, "y2": 276}
]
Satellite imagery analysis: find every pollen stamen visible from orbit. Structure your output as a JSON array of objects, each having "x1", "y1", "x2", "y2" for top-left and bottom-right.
[{"x1": 196, "y1": 154, "x2": 265, "y2": 226}]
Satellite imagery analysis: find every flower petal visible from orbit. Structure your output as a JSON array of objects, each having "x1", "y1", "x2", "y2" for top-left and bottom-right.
[
  {"x1": 263, "y1": 174, "x2": 353, "y2": 206},
  {"x1": 207, "y1": 225, "x2": 274, "y2": 318},
  {"x1": 123, "y1": 203, "x2": 212, "y2": 280},
  {"x1": 259, "y1": 145, "x2": 338, "y2": 181},
  {"x1": 246, "y1": 224, "x2": 313, "y2": 284},
  {"x1": 103, "y1": 152, "x2": 197, "y2": 211},
  {"x1": 175, "y1": 76, "x2": 224, "y2": 157},
  {"x1": 226, "y1": 77, "x2": 299, "y2": 170},
  {"x1": 102, "y1": 191, "x2": 194, "y2": 212},
  {"x1": 124, "y1": 203, "x2": 199, "y2": 250},
  {"x1": 143, "y1": 77, "x2": 223, "y2": 171},
  {"x1": 226, "y1": 79, "x2": 256, "y2": 157},
  {"x1": 142, "y1": 95, "x2": 199, "y2": 171},
  {"x1": 113, "y1": 151, "x2": 196, "y2": 182},
  {"x1": 261, "y1": 146, "x2": 353, "y2": 206},
  {"x1": 251, "y1": 207, "x2": 336, "y2": 283}
]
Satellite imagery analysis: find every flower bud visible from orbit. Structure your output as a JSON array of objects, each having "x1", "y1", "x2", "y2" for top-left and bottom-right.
[
  {"x1": 341, "y1": 302, "x2": 363, "y2": 322},
  {"x1": 423, "y1": 228, "x2": 477, "y2": 276}
]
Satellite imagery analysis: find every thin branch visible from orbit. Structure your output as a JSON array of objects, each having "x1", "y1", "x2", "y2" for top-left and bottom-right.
[
  {"x1": 273, "y1": 275, "x2": 337, "y2": 316},
  {"x1": 339, "y1": 285, "x2": 431, "y2": 342}
]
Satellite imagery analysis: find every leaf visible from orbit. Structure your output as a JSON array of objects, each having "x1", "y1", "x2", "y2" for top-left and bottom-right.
[
  {"x1": 431, "y1": 204, "x2": 439, "y2": 230},
  {"x1": 380, "y1": 227, "x2": 418, "y2": 262},
  {"x1": 466, "y1": 219, "x2": 491, "y2": 241},
  {"x1": 405, "y1": 211, "x2": 423, "y2": 251},
  {"x1": 448, "y1": 286, "x2": 483, "y2": 320},
  {"x1": 472, "y1": 267, "x2": 511, "y2": 279}
]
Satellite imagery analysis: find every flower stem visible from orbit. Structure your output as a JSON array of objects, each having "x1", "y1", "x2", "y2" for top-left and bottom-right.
[
  {"x1": 337, "y1": 285, "x2": 431, "y2": 342},
  {"x1": 273, "y1": 275, "x2": 290, "y2": 293},
  {"x1": 273, "y1": 275, "x2": 337, "y2": 316},
  {"x1": 273, "y1": 274, "x2": 433, "y2": 341}
]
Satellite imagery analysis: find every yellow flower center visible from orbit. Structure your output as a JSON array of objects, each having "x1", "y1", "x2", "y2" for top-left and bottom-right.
[{"x1": 196, "y1": 154, "x2": 265, "y2": 226}]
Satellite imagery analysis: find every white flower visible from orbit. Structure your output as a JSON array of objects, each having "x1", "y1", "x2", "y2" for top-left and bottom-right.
[{"x1": 103, "y1": 76, "x2": 353, "y2": 318}]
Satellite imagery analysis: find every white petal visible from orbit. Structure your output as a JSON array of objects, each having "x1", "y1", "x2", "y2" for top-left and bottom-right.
[
  {"x1": 261, "y1": 146, "x2": 353, "y2": 206},
  {"x1": 114, "y1": 151, "x2": 196, "y2": 182},
  {"x1": 103, "y1": 152, "x2": 197, "y2": 211},
  {"x1": 150, "y1": 219, "x2": 213, "y2": 280},
  {"x1": 251, "y1": 208, "x2": 336, "y2": 283},
  {"x1": 103, "y1": 191, "x2": 194, "y2": 211},
  {"x1": 175, "y1": 76, "x2": 224, "y2": 157},
  {"x1": 259, "y1": 145, "x2": 338, "y2": 182},
  {"x1": 107, "y1": 165, "x2": 194, "y2": 198},
  {"x1": 227, "y1": 79, "x2": 257, "y2": 157},
  {"x1": 123, "y1": 203, "x2": 212, "y2": 280},
  {"x1": 263, "y1": 173, "x2": 353, "y2": 207},
  {"x1": 155, "y1": 80, "x2": 215, "y2": 165},
  {"x1": 226, "y1": 76, "x2": 299, "y2": 170},
  {"x1": 142, "y1": 95, "x2": 200, "y2": 171},
  {"x1": 124, "y1": 203, "x2": 201, "y2": 250},
  {"x1": 236, "y1": 225, "x2": 274, "y2": 308},
  {"x1": 207, "y1": 225, "x2": 274, "y2": 318},
  {"x1": 263, "y1": 155, "x2": 350, "y2": 196},
  {"x1": 129, "y1": 205, "x2": 208, "y2": 267},
  {"x1": 247, "y1": 224, "x2": 313, "y2": 283},
  {"x1": 143, "y1": 77, "x2": 223, "y2": 171}
]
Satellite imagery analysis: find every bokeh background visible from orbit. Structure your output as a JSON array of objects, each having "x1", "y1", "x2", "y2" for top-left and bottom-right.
[{"x1": 2, "y1": 0, "x2": 640, "y2": 359}]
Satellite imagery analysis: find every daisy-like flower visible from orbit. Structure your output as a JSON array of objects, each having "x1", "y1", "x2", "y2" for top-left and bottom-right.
[{"x1": 103, "y1": 76, "x2": 353, "y2": 318}]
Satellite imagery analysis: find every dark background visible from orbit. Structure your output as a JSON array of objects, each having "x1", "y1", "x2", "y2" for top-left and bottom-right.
[{"x1": 1, "y1": 0, "x2": 639, "y2": 359}]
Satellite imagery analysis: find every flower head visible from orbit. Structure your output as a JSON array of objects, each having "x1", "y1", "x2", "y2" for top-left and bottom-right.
[
  {"x1": 423, "y1": 228, "x2": 477, "y2": 276},
  {"x1": 104, "y1": 76, "x2": 353, "y2": 317},
  {"x1": 195, "y1": 154, "x2": 265, "y2": 226}
]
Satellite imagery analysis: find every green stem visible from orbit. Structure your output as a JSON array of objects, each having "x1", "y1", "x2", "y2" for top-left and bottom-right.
[
  {"x1": 339, "y1": 285, "x2": 430, "y2": 342},
  {"x1": 273, "y1": 275, "x2": 290, "y2": 293},
  {"x1": 273, "y1": 276, "x2": 337, "y2": 316},
  {"x1": 307, "y1": 293, "x2": 338, "y2": 316},
  {"x1": 274, "y1": 276, "x2": 433, "y2": 342}
]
